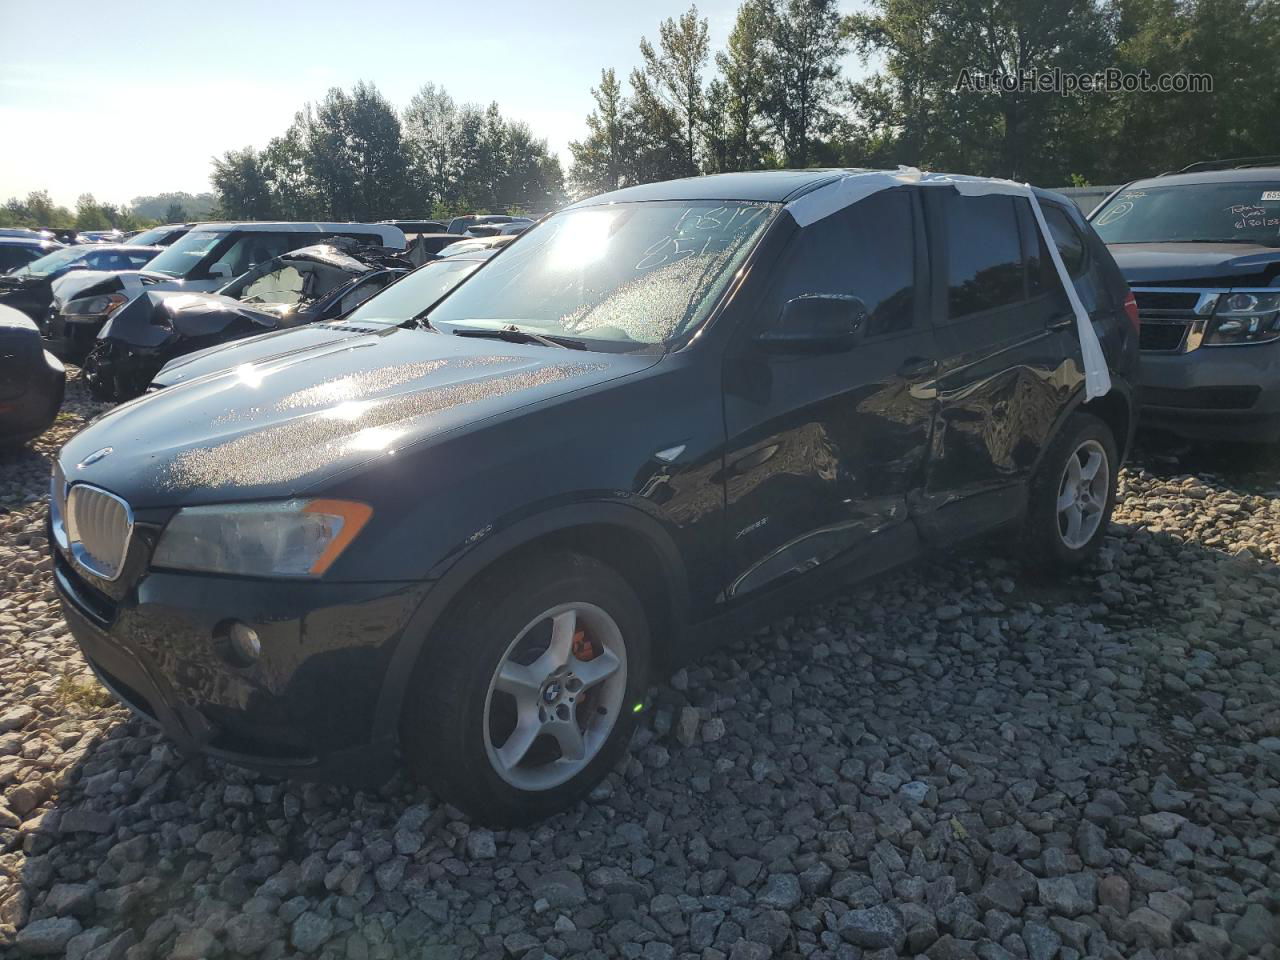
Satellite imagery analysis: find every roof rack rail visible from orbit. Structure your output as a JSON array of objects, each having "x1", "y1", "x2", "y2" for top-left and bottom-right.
[{"x1": 1168, "y1": 155, "x2": 1280, "y2": 175}]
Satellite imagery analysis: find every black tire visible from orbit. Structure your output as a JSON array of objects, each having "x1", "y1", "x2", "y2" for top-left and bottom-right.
[
  {"x1": 1020, "y1": 411, "x2": 1118, "y2": 572},
  {"x1": 400, "y1": 551, "x2": 651, "y2": 825},
  {"x1": 81, "y1": 343, "x2": 119, "y2": 402}
]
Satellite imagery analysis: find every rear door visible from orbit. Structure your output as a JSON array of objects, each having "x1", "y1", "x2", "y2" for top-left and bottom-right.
[
  {"x1": 721, "y1": 188, "x2": 937, "y2": 601},
  {"x1": 918, "y1": 190, "x2": 1086, "y2": 541}
]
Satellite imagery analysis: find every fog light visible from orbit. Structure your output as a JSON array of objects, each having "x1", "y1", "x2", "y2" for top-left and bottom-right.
[{"x1": 227, "y1": 622, "x2": 261, "y2": 665}]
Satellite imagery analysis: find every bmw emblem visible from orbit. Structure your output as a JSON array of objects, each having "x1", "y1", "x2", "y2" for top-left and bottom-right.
[{"x1": 78, "y1": 447, "x2": 113, "y2": 469}]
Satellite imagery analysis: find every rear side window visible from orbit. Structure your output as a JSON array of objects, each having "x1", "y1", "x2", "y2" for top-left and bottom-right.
[
  {"x1": 1041, "y1": 205, "x2": 1087, "y2": 276},
  {"x1": 765, "y1": 189, "x2": 917, "y2": 337},
  {"x1": 944, "y1": 195, "x2": 1025, "y2": 318}
]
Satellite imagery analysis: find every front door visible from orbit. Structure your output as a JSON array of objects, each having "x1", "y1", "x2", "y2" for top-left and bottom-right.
[{"x1": 721, "y1": 188, "x2": 937, "y2": 602}]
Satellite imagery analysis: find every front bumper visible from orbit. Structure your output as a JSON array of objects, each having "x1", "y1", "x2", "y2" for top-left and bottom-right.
[
  {"x1": 1139, "y1": 341, "x2": 1280, "y2": 442},
  {"x1": 53, "y1": 543, "x2": 430, "y2": 784},
  {"x1": 41, "y1": 307, "x2": 108, "y2": 359}
]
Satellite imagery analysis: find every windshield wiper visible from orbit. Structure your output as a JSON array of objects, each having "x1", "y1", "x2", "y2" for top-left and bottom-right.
[{"x1": 451, "y1": 323, "x2": 586, "y2": 350}]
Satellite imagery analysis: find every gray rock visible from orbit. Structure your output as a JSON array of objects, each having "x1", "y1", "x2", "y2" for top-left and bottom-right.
[
  {"x1": 756, "y1": 874, "x2": 801, "y2": 910},
  {"x1": 1036, "y1": 875, "x2": 1094, "y2": 917},
  {"x1": 1232, "y1": 902, "x2": 1278, "y2": 953},
  {"x1": 15, "y1": 917, "x2": 82, "y2": 956},
  {"x1": 838, "y1": 905, "x2": 904, "y2": 950},
  {"x1": 291, "y1": 911, "x2": 334, "y2": 953},
  {"x1": 1021, "y1": 920, "x2": 1062, "y2": 960},
  {"x1": 465, "y1": 828, "x2": 496, "y2": 860}
]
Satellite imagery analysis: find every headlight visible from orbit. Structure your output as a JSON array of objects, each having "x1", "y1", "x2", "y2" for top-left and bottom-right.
[
  {"x1": 63, "y1": 294, "x2": 127, "y2": 318},
  {"x1": 1204, "y1": 291, "x2": 1280, "y2": 345},
  {"x1": 152, "y1": 498, "x2": 372, "y2": 578}
]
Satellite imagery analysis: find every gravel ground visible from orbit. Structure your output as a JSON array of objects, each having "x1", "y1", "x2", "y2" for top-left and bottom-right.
[{"x1": 0, "y1": 372, "x2": 1277, "y2": 960}]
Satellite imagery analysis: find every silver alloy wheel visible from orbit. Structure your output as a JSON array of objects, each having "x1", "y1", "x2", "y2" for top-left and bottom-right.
[
  {"x1": 482, "y1": 602, "x2": 628, "y2": 791},
  {"x1": 1057, "y1": 438, "x2": 1109, "y2": 549}
]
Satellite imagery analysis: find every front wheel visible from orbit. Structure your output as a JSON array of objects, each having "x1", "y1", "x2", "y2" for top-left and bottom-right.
[
  {"x1": 400, "y1": 552, "x2": 651, "y2": 824},
  {"x1": 1020, "y1": 411, "x2": 1118, "y2": 571},
  {"x1": 81, "y1": 342, "x2": 122, "y2": 402}
]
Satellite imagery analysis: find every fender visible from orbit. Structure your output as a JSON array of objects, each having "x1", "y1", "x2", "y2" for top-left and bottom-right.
[
  {"x1": 371, "y1": 499, "x2": 692, "y2": 743},
  {"x1": 1031, "y1": 375, "x2": 1137, "y2": 478}
]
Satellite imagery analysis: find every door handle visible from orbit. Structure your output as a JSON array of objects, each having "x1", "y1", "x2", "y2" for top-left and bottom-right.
[
  {"x1": 1048, "y1": 314, "x2": 1075, "y2": 330},
  {"x1": 897, "y1": 356, "x2": 938, "y2": 380}
]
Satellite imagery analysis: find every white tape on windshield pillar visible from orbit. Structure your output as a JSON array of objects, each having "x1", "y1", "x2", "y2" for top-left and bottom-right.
[{"x1": 784, "y1": 168, "x2": 1112, "y2": 400}]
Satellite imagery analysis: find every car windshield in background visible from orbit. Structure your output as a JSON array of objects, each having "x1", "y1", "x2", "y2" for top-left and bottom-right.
[
  {"x1": 1092, "y1": 181, "x2": 1280, "y2": 246},
  {"x1": 345, "y1": 258, "x2": 487, "y2": 324},
  {"x1": 10, "y1": 246, "x2": 88, "y2": 277},
  {"x1": 127, "y1": 225, "x2": 174, "y2": 246},
  {"x1": 426, "y1": 201, "x2": 777, "y2": 347},
  {"x1": 143, "y1": 230, "x2": 224, "y2": 277}
]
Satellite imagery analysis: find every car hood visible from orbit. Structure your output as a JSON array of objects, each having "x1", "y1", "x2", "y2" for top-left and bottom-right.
[
  {"x1": 51, "y1": 269, "x2": 188, "y2": 307},
  {"x1": 101, "y1": 290, "x2": 283, "y2": 347},
  {"x1": 1107, "y1": 242, "x2": 1280, "y2": 287},
  {"x1": 59, "y1": 321, "x2": 654, "y2": 508}
]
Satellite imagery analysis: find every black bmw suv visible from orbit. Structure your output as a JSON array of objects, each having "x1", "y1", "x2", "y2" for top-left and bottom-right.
[
  {"x1": 1090, "y1": 158, "x2": 1280, "y2": 441},
  {"x1": 50, "y1": 170, "x2": 1138, "y2": 823}
]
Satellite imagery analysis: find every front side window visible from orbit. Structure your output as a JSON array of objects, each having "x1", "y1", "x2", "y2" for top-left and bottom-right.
[
  {"x1": 945, "y1": 195, "x2": 1026, "y2": 318},
  {"x1": 211, "y1": 234, "x2": 304, "y2": 278},
  {"x1": 1091, "y1": 181, "x2": 1280, "y2": 246},
  {"x1": 427, "y1": 201, "x2": 777, "y2": 347},
  {"x1": 763, "y1": 190, "x2": 917, "y2": 339}
]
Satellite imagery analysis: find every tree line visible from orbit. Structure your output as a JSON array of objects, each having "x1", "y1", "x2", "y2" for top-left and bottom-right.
[
  {"x1": 210, "y1": 81, "x2": 565, "y2": 222},
  {"x1": 0, "y1": 190, "x2": 218, "y2": 232},
  {"x1": 571, "y1": 0, "x2": 1280, "y2": 194}
]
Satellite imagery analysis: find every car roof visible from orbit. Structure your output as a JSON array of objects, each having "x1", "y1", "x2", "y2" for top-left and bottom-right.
[
  {"x1": 1128, "y1": 167, "x2": 1280, "y2": 188},
  {"x1": 0, "y1": 236, "x2": 61, "y2": 248},
  {"x1": 571, "y1": 169, "x2": 855, "y2": 207},
  {"x1": 72, "y1": 244, "x2": 163, "y2": 254},
  {"x1": 185, "y1": 221, "x2": 406, "y2": 247}
]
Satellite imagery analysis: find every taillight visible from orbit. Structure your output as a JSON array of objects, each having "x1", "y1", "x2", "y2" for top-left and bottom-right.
[{"x1": 1122, "y1": 291, "x2": 1139, "y2": 335}]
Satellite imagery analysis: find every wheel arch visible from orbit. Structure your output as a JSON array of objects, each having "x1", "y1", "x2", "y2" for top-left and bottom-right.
[
  {"x1": 373, "y1": 502, "x2": 689, "y2": 744},
  {"x1": 1034, "y1": 379, "x2": 1136, "y2": 477}
]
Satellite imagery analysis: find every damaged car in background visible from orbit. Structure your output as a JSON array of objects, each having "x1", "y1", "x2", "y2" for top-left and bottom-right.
[
  {"x1": 44, "y1": 221, "x2": 407, "y2": 358},
  {"x1": 81, "y1": 241, "x2": 415, "y2": 401},
  {"x1": 0, "y1": 243, "x2": 161, "y2": 323},
  {"x1": 86, "y1": 241, "x2": 504, "y2": 404}
]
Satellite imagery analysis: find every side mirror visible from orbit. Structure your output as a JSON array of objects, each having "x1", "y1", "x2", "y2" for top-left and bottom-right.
[
  {"x1": 755, "y1": 295, "x2": 868, "y2": 354},
  {"x1": 209, "y1": 263, "x2": 233, "y2": 279}
]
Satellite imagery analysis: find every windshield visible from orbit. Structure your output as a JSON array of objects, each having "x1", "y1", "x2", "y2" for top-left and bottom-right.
[
  {"x1": 129, "y1": 225, "x2": 177, "y2": 246},
  {"x1": 345, "y1": 258, "x2": 486, "y2": 323},
  {"x1": 427, "y1": 201, "x2": 776, "y2": 347},
  {"x1": 144, "y1": 230, "x2": 225, "y2": 277},
  {"x1": 11, "y1": 246, "x2": 90, "y2": 278},
  {"x1": 1092, "y1": 181, "x2": 1280, "y2": 246}
]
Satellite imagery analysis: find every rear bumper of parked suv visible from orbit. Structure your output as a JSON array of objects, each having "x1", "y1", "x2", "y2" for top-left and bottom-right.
[
  {"x1": 1139, "y1": 342, "x2": 1280, "y2": 441},
  {"x1": 52, "y1": 543, "x2": 429, "y2": 784}
]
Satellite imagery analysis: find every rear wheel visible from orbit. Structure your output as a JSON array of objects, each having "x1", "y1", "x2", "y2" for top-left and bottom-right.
[
  {"x1": 1020, "y1": 412, "x2": 1118, "y2": 571},
  {"x1": 400, "y1": 552, "x2": 650, "y2": 824}
]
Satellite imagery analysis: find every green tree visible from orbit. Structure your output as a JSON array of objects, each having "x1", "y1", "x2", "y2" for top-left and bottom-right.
[
  {"x1": 716, "y1": 0, "x2": 775, "y2": 170},
  {"x1": 74, "y1": 194, "x2": 111, "y2": 230},
  {"x1": 304, "y1": 82, "x2": 410, "y2": 220},
  {"x1": 569, "y1": 69, "x2": 630, "y2": 195},
  {"x1": 210, "y1": 147, "x2": 276, "y2": 219},
  {"x1": 638, "y1": 5, "x2": 710, "y2": 174},
  {"x1": 767, "y1": 0, "x2": 848, "y2": 167}
]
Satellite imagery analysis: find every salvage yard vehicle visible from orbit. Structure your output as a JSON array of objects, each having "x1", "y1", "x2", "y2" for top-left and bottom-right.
[
  {"x1": 0, "y1": 235, "x2": 63, "y2": 274},
  {"x1": 49, "y1": 169, "x2": 1137, "y2": 824},
  {"x1": 123, "y1": 222, "x2": 195, "y2": 248},
  {"x1": 0, "y1": 304, "x2": 65, "y2": 448},
  {"x1": 79, "y1": 241, "x2": 416, "y2": 400},
  {"x1": 44, "y1": 221, "x2": 408, "y2": 358},
  {"x1": 1091, "y1": 157, "x2": 1280, "y2": 441},
  {"x1": 0, "y1": 243, "x2": 161, "y2": 322},
  {"x1": 149, "y1": 245, "x2": 503, "y2": 392}
]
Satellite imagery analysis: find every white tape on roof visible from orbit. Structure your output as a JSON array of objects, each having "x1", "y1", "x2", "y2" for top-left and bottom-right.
[{"x1": 784, "y1": 167, "x2": 1113, "y2": 401}]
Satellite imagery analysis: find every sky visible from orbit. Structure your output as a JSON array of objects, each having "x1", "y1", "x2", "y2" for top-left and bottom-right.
[{"x1": 0, "y1": 0, "x2": 869, "y2": 210}]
